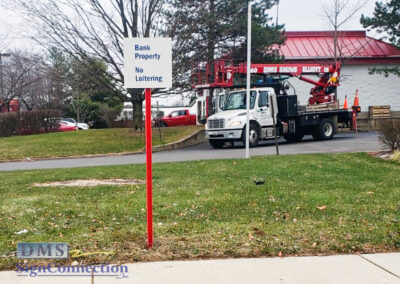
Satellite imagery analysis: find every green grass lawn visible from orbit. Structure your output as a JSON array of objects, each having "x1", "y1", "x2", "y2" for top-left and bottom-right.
[
  {"x1": 0, "y1": 153, "x2": 399, "y2": 270},
  {"x1": 0, "y1": 126, "x2": 203, "y2": 160}
]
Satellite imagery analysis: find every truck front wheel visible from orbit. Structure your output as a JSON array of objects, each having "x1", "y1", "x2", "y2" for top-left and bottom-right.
[
  {"x1": 209, "y1": 140, "x2": 226, "y2": 149},
  {"x1": 242, "y1": 124, "x2": 260, "y2": 148},
  {"x1": 312, "y1": 119, "x2": 335, "y2": 141}
]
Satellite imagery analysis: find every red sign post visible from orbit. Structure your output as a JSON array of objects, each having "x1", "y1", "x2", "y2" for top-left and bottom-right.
[
  {"x1": 124, "y1": 38, "x2": 172, "y2": 249},
  {"x1": 145, "y1": 88, "x2": 153, "y2": 248}
]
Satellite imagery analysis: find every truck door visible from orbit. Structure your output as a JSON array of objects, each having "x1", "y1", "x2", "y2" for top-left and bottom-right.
[
  {"x1": 175, "y1": 110, "x2": 185, "y2": 125},
  {"x1": 214, "y1": 89, "x2": 227, "y2": 113},
  {"x1": 168, "y1": 111, "x2": 179, "y2": 126},
  {"x1": 181, "y1": 110, "x2": 189, "y2": 125},
  {"x1": 255, "y1": 90, "x2": 273, "y2": 126},
  {"x1": 217, "y1": 93, "x2": 226, "y2": 113}
]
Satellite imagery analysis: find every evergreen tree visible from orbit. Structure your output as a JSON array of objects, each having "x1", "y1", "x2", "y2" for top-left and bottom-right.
[
  {"x1": 48, "y1": 49, "x2": 122, "y2": 127},
  {"x1": 164, "y1": 0, "x2": 284, "y2": 86},
  {"x1": 361, "y1": 0, "x2": 400, "y2": 76}
]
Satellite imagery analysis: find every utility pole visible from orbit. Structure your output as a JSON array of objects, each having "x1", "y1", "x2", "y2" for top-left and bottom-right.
[
  {"x1": 157, "y1": 101, "x2": 162, "y2": 142},
  {"x1": 245, "y1": 2, "x2": 252, "y2": 159},
  {"x1": 0, "y1": 53, "x2": 11, "y2": 102},
  {"x1": 276, "y1": 0, "x2": 280, "y2": 27}
]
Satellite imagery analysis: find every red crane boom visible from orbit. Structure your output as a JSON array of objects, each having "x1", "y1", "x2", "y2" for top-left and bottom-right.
[{"x1": 192, "y1": 60, "x2": 341, "y2": 105}]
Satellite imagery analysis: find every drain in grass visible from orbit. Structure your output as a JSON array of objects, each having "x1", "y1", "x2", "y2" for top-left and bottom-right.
[{"x1": 33, "y1": 179, "x2": 145, "y2": 187}]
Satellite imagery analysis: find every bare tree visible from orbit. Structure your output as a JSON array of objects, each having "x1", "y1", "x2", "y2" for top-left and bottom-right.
[
  {"x1": 0, "y1": 49, "x2": 71, "y2": 113},
  {"x1": 1, "y1": 51, "x2": 49, "y2": 111},
  {"x1": 322, "y1": 0, "x2": 369, "y2": 62},
  {"x1": 322, "y1": 0, "x2": 369, "y2": 100},
  {"x1": 0, "y1": 25, "x2": 17, "y2": 52},
  {"x1": 7, "y1": 0, "x2": 164, "y2": 129},
  {"x1": 18, "y1": 63, "x2": 56, "y2": 111}
]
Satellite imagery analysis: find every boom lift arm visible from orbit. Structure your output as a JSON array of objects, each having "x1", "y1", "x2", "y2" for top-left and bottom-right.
[{"x1": 192, "y1": 60, "x2": 341, "y2": 105}]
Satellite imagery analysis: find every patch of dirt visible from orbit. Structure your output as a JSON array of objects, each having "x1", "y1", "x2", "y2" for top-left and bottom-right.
[{"x1": 33, "y1": 179, "x2": 145, "y2": 188}]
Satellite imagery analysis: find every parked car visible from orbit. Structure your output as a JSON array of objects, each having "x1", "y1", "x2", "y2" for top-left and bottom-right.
[
  {"x1": 158, "y1": 109, "x2": 197, "y2": 127},
  {"x1": 58, "y1": 121, "x2": 77, "y2": 132},
  {"x1": 61, "y1": 118, "x2": 89, "y2": 130}
]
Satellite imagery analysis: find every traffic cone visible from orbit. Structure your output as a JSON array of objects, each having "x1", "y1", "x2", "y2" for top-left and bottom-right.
[
  {"x1": 353, "y1": 89, "x2": 359, "y2": 107},
  {"x1": 351, "y1": 89, "x2": 361, "y2": 130},
  {"x1": 343, "y1": 95, "x2": 348, "y2": 109}
]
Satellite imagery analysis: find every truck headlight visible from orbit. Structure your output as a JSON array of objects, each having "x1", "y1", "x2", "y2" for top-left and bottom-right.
[{"x1": 228, "y1": 121, "x2": 242, "y2": 127}]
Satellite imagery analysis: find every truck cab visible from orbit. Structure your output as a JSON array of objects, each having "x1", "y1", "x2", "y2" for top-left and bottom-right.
[{"x1": 205, "y1": 88, "x2": 278, "y2": 148}]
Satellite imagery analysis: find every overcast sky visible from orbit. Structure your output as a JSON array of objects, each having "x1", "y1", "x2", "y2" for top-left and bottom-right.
[
  {"x1": 275, "y1": 0, "x2": 376, "y2": 31},
  {"x1": 0, "y1": 0, "x2": 379, "y2": 51}
]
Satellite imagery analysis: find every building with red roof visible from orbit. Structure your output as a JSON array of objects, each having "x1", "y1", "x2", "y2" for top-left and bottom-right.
[{"x1": 280, "y1": 31, "x2": 400, "y2": 110}]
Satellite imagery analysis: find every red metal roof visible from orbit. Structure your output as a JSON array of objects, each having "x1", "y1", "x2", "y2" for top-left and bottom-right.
[{"x1": 280, "y1": 31, "x2": 400, "y2": 62}]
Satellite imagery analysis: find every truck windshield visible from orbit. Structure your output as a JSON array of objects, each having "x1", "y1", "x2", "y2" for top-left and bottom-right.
[{"x1": 224, "y1": 91, "x2": 256, "y2": 110}]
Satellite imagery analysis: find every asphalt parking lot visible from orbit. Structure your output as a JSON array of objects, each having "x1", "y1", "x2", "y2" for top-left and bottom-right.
[{"x1": 0, "y1": 132, "x2": 383, "y2": 172}]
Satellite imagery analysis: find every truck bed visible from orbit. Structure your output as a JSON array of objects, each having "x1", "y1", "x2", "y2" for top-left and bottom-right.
[
  {"x1": 300, "y1": 102, "x2": 340, "y2": 112},
  {"x1": 278, "y1": 96, "x2": 352, "y2": 123},
  {"x1": 299, "y1": 102, "x2": 350, "y2": 116},
  {"x1": 296, "y1": 103, "x2": 352, "y2": 125}
]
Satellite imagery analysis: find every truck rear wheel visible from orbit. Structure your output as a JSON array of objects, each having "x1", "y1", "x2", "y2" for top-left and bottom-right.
[
  {"x1": 312, "y1": 119, "x2": 335, "y2": 141},
  {"x1": 209, "y1": 140, "x2": 226, "y2": 149},
  {"x1": 242, "y1": 123, "x2": 260, "y2": 148},
  {"x1": 283, "y1": 131, "x2": 304, "y2": 143}
]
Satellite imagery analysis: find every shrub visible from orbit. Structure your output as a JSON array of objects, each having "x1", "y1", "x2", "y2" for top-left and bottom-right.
[
  {"x1": 0, "y1": 112, "x2": 18, "y2": 137},
  {"x1": 41, "y1": 110, "x2": 61, "y2": 133},
  {"x1": 5, "y1": 110, "x2": 61, "y2": 136},
  {"x1": 18, "y1": 111, "x2": 43, "y2": 135},
  {"x1": 392, "y1": 151, "x2": 400, "y2": 162},
  {"x1": 103, "y1": 110, "x2": 133, "y2": 128},
  {"x1": 378, "y1": 120, "x2": 400, "y2": 151}
]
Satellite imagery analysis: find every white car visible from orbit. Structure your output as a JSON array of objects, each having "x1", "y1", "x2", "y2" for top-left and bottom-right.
[{"x1": 61, "y1": 118, "x2": 89, "y2": 130}]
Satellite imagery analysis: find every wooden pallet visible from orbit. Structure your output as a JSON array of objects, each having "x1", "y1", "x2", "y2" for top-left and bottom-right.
[{"x1": 369, "y1": 105, "x2": 391, "y2": 118}]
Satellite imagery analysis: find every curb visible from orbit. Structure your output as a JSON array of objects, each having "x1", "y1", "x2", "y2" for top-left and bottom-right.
[
  {"x1": 152, "y1": 129, "x2": 207, "y2": 153},
  {"x1": 0, "y1": 129, "x2": 207, "y2": 163}
]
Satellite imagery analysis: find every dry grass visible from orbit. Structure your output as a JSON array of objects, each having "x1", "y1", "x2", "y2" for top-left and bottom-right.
[
  {"x1": 0, "y1": 153, "x2": 399, "y2": 270},
  {"x1": 392, "y1": 151, "x2": 400, "y2": 162}
]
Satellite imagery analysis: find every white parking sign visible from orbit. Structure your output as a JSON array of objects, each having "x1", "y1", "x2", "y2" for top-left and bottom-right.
[{"x1": 124, "y1": 38, "x2": 172, "y2": 89}]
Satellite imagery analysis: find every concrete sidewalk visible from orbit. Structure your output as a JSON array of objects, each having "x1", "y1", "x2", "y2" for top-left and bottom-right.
[{"x1": 1, "y1": 253, "x2": 399, "y2": 284}]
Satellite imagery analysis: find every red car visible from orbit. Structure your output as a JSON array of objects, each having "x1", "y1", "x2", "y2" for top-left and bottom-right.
[
  {"x1": 159, "y1": 109, "x2": 197, "y2": 127},
  {"x1": 58, "y1": 121, "x2": 77, "y2": 132}
]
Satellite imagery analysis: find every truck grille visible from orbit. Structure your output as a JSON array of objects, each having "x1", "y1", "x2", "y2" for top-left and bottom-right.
[{"x1": 208, "y1": 119, "x2": 225, "y2": 129}]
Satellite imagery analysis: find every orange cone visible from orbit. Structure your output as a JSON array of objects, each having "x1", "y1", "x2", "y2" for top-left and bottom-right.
[
  {"x1": 351, "y1": 89, "x2": 361, "y2": 130},
  {"x1": 343, "y1": 95, "x2": 348, "y2": 109},
  {"x1": 353, "y1": 89, "x2": 359, "y2": 107}
]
